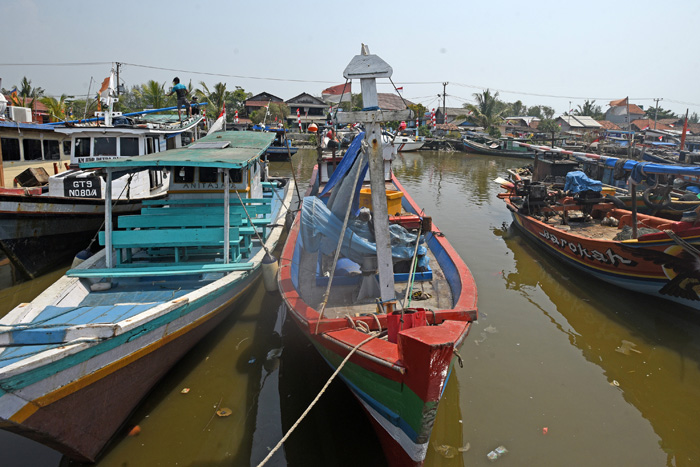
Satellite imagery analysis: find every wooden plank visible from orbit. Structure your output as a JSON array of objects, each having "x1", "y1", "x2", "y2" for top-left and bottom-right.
[
  {"x1": 335, "y1": 109, "x2": 412, "y2": 124},
  {"x1": 66, "y1": 262, "x2": 255, "y2": 278},
  {"x1": 98, "y1": 227, "x2": 240, "y2": 248},
  {"x1": 142, "y1": 197, "x2": 271, "y2": 206},
  {"x1": 140, "y1": 205, "x2": 271, "y2": 217}
]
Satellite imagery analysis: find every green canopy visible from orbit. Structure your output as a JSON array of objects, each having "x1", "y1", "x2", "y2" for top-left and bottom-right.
[{"x1": 79, "y1": 131, "x2": 275, "y2": 170}]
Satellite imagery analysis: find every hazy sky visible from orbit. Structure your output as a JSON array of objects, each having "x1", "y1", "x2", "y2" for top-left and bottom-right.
[{"x1": 2, "y1": 0, "x2": 699, "y2": 118}]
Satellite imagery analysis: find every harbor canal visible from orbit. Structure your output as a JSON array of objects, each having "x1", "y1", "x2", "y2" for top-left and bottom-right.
[{"x1": 1, "y1": 148, "x2": 698, "y2": 466}]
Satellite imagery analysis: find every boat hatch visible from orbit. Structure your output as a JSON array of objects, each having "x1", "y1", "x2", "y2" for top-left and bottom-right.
[{"x1": 188, "y1": 141, "x2": 231, "y2": 150}]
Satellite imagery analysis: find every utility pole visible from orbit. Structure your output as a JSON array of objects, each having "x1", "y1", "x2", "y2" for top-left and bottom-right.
[
  {"x1": 442, "y1": 82, "x2": 448, "y2": 124},
  {"x1": 115, "y1": 62, "x2": 121, "y2": 96},
  {"x1": 653, "y1": 97, "x2": 662, "y2": 130}
]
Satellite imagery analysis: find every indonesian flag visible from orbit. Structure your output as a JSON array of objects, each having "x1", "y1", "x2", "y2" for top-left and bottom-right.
[
  {"x1": 207, "y1": 103, "x2": 226, "y2": 135},
  {"x1": 609, "y1": 97, "x2": 628, "y2": 107},
  {"x1": 99, "y1": 71, "x2": 116, "y2": 106},
  {"x1": 322, "y1": 83, "x2": 352, "y2": 103}
]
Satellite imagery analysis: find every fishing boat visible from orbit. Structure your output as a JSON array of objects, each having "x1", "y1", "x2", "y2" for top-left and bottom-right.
[
  {"x1": 263, "y1": 128, "x2": 298, "y2": 160},
  {"x1": 498, "y1": 150, "x2": 700, "y2": 310},
  {"x1": 0, "y1": 100, "x2": 204, "y2": 279},
  {"x1": 463, "y1": 135, "x2": 536, "y2": 158},
  {"x1": 277, "y1": 46, "x2": 478, "y2": 466},
  {"x1": 383, "y1": 132, "x2": 425, "y2": 152},
  {"x1": 0, "y1": 131, "x2": 294, "y2": 461}
]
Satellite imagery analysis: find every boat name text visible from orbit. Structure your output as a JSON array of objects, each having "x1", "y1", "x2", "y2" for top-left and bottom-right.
[{"x1": 538, "y1": 229, "x2": 637, "y2": 267}]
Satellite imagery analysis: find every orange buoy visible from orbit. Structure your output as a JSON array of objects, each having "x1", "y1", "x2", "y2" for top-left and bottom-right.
[{"x1": 308, "y1": 123, "x2": 318, "y2": 133}]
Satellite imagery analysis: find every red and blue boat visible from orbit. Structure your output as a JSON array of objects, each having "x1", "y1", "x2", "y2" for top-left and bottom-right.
[{"x1": 277, "y1": 45, "x2": 478, "y2": 466}]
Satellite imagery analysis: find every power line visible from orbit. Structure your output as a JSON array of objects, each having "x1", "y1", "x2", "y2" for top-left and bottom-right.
[{"x1": 0, "y1": 62, "x2": 112, "y2": 66}]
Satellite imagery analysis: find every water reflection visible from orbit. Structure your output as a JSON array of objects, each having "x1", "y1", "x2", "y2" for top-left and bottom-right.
[{"x1": 497, "y1": 221, "x2": 700, "y2": 466}]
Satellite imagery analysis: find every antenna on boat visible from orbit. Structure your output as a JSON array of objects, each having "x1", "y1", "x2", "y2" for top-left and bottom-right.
[{"x1": 335, "y1": 45, "x2": 413, "y2": 303}]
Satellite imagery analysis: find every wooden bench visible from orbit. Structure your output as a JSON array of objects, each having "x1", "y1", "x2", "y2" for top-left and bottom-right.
[
  {"x1": 67, "y1": 262, "x2": 254, "y2": 278},
  {"x1": 98, "y1": 227, "x2": 242, "y2": 264},
  {"x1": 140, "y1": 204, "x2": 272, "y2": 218},
  {"x1": 142, "y1": 197, "x2": 272, "y2": 207}
]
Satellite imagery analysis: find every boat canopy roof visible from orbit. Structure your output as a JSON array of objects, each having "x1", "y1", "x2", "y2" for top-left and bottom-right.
[{"x1": 79, "y1": 131, "x2": 274, "y2": 170}]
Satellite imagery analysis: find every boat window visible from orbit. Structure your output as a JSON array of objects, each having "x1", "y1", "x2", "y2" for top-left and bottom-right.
[
  {"x1": 181, "y1": 133, "x2": 193, "y2": 146},
  {"x1": 62, "y1": 141, "x2": 71, "y2": 157},
  {"x1": 166, "y1": 137, "x2": 177, "y2": 150},
  {"x1": 94, "y1": 137, "x2": 117, "y2": 156},
  {"x1": 199, "y1": 167, "x2": 219, "y2": 183},
  {"x1": 1, "y1": 138, "x2": 20, "y2": 161},
  {"x1": 23, "y1": 139, "x2": 42, "y2": 160},
  {"x1": 43, "y1": 140, "x2": 60, "y2": 160},
  {"x1": 146, "y1": 137, "x2": 155, "y2": 154},
  {"x1": 149, "y1": 169, "x2": 163, "y2": 189},
  {"x1": 120, "y1": 137, "x2": 139, "y2": 157},
  {"x1": 174, "y1": 166, "x2": 195, "y2": 183},
  {"x1": 74, "y1": 138, "x2": 91, "y2": 157},
  {"x1": 229, "y1": 168, "x2": 243, "y2": 183}
]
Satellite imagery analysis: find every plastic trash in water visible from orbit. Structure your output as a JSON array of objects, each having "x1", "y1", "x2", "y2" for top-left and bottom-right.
[{"x1": 487, "y1": 445, "x2": 508, "y2": 461}]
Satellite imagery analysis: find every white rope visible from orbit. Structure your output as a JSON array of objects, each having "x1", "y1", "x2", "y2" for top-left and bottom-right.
[{"x1": 255, "y1": 332, "x2": 377, "y2": 467}]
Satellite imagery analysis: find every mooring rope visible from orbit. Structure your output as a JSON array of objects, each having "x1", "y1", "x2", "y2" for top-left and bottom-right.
[{"x1": 255, "y1": 332, "x2": 378, "y2": 467}]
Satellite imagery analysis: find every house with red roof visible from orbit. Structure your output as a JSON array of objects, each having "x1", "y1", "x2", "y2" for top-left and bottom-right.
[{"x1": 604, "y1": 98, "x2": 645, "y2": 128}]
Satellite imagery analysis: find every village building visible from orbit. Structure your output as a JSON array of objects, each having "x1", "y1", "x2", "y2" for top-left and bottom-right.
[
  {"x1": 243, "y1": 92, "x2": 284, "y2": 119},
  {"x1": 285, "y1": 92, "x2": 328, "y2": 128},
  {"x1": 604, "y1": 100, "x2": 645, "y2": 128},
  {"x1": 434, "y1": 107, "x2": 465, "y2": 125},
  {"x1": 556, "y1": 115, "x2": 602, "y2": 133}
]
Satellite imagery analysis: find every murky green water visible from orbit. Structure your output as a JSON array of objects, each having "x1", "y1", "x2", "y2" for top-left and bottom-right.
[{"x1": 3, "y1": 149, "x2": 700, "y2": 466}]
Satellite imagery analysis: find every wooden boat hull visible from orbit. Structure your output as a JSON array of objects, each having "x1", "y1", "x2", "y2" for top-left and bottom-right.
[
  {"x1": 0, "y1": 175, "x2": 294, "y2": 460},
  {"x1": 506, "y1": 202, "x2": 700, "y2": 310},
  {"x1": 0, "y1": 272, "x2": 256, "y2": 461},
  {"x1": 278, "y1": 171, "x2": 477, "y2": 466},
  {"x1": 265, "y1": 146, "x2": 298, "y2": 160},
  {"x1": 463, "y1": 139, "x2": 535, "y2": 158},
  {"x1": 0, "y1": 193, "x2": 158, "y2": 279}
]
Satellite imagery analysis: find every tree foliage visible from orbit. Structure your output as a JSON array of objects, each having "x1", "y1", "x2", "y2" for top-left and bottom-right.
[
  {"x1": 528, "y1": 105, "x2": 556, "y2": 120},
  {"x1": 538, "y1": 118, "x2": 561, "y2": 134},
  {"x1": 574, "y1": 100, "x2": 604, "y2": 120},
  {"x1": 250, "y1": 102, "x2": 290, "y2": 126},
  {"x1": 644, "y1": 106, "x2": 677, "y2": 120},
  {"x1": 464, "y1": 89, "x2": 506, "y2": 133},
  {"x1": 40, "y1": 94, "x2": 68, "y2": 122}
]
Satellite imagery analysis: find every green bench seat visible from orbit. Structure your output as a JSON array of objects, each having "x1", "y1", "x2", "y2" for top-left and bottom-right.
[
  {"x1": 98, "y1": 227, "x2": 242, "y2": 264},
  {"x1": 142, "y1": 197, "x2": 272, "y2": 207}
]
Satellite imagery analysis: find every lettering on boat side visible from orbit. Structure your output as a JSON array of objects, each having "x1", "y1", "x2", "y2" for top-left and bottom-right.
[
  {"x1": 538, "y1": 229, "x2": 637, "y2": 267},
  {"x1": 64, "y1": 176, "x2": 101, "y2": 198},
  {"x1": 181, "y1": 183, "x2": 226, "y2": 189}
]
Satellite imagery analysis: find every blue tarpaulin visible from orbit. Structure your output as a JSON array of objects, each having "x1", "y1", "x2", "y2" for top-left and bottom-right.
[{"x1": 564, "y1": 171, "x2": 602, "y2": 193}]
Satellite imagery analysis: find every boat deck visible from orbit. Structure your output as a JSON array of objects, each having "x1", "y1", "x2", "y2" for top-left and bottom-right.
[{"x1": 294, "y1": 235, "x2": 453, "y2": 319}]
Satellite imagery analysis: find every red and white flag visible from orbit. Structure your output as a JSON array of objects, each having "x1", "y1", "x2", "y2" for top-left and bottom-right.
[
  {"x1": 297, "y1": 108, "x2": 302, "y2": 131},
  {"x1": 234, "y1": 110, "x2": 239, "y2": 123},
  {"x1": 431, "y1": 109, "x2": 436, "y2": 127},
  {"x1": 207, "y1": 103, "x2": 226, "y2": 135},
  {"x1": 322, "y1": 83, "x2": 352, "y2": 103}
]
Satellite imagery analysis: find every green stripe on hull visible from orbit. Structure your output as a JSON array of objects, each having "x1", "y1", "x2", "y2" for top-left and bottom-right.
[{"x1": 312, "y1": 339, "x2": 435, "y2": 442}]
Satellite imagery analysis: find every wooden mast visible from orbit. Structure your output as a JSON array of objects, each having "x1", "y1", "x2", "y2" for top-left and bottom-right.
[{"x1": 337, "y1": 44, "x2": 412, "y2": 304}]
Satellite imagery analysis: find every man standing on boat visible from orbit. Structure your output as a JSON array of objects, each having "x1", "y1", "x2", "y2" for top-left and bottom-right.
[{"x1": 167, "y1": 77, "x2": 190, "y2": 124}]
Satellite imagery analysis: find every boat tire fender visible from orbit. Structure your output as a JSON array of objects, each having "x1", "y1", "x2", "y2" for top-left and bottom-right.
[
  {"x1": 642, "y1": 186, "x2": 672, "y2": 210},
  {"x1": 604, "y1": 194, "x2": 627, "y2": 209}
]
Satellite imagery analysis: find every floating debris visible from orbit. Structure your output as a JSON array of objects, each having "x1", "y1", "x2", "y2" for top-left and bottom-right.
[
  {"x1": 487, "y1": 445, "x2": 508, "y2": 461},
  {"x1": 216, "y1": 408, "x2": 232, "y2": 417},
  {"x1": 483, "y1": 325, "x2": 498, "y2": 334},
  {"x1": 615, "y1": 340, "x2": 642, "y2": 356},
  {"x1": 542, "y1": 427, "x2": 548, "y2": 434},
  {"x1": 458, "y1": 442, "x2": 471, "y2": 452},
  {"x1": 611, "y1": 380, "x2": 620, "y2": 387},
  {"x1": 180, "y1": 388, "x2": 190, "y2": 394},
  {"x1": 433, "y1": 444, "x2": 457, "y2": 458},
  {"x1": 128, "y1": 425, "x2": 141, "y2": 437}
]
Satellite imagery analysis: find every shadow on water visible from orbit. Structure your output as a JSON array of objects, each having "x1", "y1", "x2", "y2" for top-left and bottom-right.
[{"x1": 496, "y1": 221, "x2": 700, "y2": 465}]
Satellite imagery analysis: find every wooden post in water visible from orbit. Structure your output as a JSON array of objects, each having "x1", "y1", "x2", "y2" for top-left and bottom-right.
[
  {"x1": 337, "y1": 44, "x2": 412, "y2": 303},
  {"x1": 105, "y1": 168, "x2": 114, "y2": 269}
]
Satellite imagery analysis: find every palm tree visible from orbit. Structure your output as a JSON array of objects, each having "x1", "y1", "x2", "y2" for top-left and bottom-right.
[
  {"x1": 575, "y1": 100, "x2": 603, "y2": 119},
  {"x1": 135, "y1": 80, "x2": 170, "y2": 109},
  {"x1": 465, "y1": 89, "x2": 506, "y2": 134},
  {"x1": 198, "y1": 82, "x2": 229, "y2": 118},
  {"x1": 40, "y1": 94, "x2": 68, "y2": 122}
]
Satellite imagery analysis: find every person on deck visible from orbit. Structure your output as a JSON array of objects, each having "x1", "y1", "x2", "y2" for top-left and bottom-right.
[
  {"x1": 167, "y1": 77, "x2": 190, "y2": 124},
  {"x1": 190, "y1": 96, "x2": 200, "y2": 116}
]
